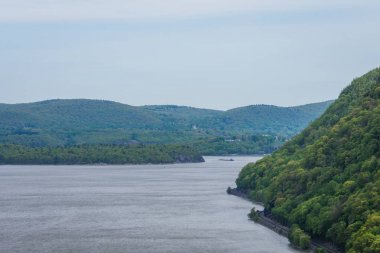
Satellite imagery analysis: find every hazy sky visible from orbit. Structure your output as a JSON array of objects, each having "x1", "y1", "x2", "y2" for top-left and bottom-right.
[{"x1": 1, "y1": 1, "x2": 379, "y2": 110}]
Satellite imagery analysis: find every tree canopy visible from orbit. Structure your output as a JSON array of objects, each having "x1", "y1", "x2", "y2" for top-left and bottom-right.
[{"x1": 236, "y1": 68, "x2": 380, "y2": 252}]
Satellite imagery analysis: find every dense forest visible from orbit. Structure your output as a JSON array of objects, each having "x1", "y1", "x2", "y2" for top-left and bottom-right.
[
  {"x1": 0, "y1": 99, "x2": 332, "y2": 155},
  {"x1": 236, "y1": 68, "x2": 380, "y2": 252},
  {"x1": 0, "y1": 144, "x2": 204, "y2": 165}
]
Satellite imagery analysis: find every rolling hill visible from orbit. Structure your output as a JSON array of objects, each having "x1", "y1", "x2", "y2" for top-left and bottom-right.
[{"x1": 0, "y1": 99, "x2": 333, "y2": 153}]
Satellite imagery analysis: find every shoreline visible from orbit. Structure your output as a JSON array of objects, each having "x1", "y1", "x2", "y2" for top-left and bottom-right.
[{"x1": 227, "y1": 188, "x2": 341, "y2": 253}]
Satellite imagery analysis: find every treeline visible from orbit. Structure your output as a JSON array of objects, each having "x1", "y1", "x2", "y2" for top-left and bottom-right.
[
  {"x1": 236, "y1": 68, "x2": 380, "y2": 252},
  {"x1": 0, "y1": 133, "x2": 284, "y2": 165},
  {"x1": 0, "y1": 144, "x2": 204, "y2": 165},
  {"x1": 0, "y1": 126, "x2": 288, "y2": 156}
]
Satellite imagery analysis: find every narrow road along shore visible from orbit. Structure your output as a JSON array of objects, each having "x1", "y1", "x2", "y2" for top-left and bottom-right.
[{"x1": 227, "y1": 188, "x2": 342, "y2": 253}]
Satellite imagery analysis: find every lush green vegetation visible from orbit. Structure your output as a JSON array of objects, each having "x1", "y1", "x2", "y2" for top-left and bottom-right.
[
  {"x1": 289, "y1": 224, "x2": 311, "y2": 250},
  {"x1": 248, "y1": 207, "x2": 260, "y2": 222},
  {"x1": 0, "y1": 144, "x2": 204, "y2": 165},
  {"x1": 236, "y1": 68, "x2": 380, "y2": 252},
  {"x1": 0, "y1": 99, "x2": 332, "y2": 154}
]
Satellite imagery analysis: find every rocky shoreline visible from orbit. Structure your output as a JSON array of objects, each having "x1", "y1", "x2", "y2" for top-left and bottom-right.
[{"x1": 227, "y1": 188, "x2": 342, "y2": 253}]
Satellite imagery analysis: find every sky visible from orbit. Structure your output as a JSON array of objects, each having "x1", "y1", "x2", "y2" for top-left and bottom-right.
[{"x1": 0, "y1": 1, "x2": 379, "y2": 110}]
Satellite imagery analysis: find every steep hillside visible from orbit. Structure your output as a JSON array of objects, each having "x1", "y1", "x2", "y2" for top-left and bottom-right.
[{"x1": 236, "y1": 68, "x2": 380, "y2": 252}]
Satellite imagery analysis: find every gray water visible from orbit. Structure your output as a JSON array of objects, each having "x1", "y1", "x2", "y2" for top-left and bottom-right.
[{"x1": 0, "y1": 156, "x2": 301, "y2": 253}]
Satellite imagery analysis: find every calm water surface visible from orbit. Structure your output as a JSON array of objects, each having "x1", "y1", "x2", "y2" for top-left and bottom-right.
[{"x1": 0, "y1": 156, "x2": 301, "y2": 253}]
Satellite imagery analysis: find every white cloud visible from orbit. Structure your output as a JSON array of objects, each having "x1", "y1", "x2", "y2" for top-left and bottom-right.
[{"x1": 0, "y1": 0, "x2": 378, "y2": 22}]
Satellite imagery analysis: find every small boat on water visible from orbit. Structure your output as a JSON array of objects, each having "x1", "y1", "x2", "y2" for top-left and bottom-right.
[{"x1": 219, "y1": 158, "x2": 234, "y2": 162}]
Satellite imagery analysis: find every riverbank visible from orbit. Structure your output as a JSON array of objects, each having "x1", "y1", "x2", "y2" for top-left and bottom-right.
[{"x1": 227, "y1": 188, "x2": 342, "y2": 253}]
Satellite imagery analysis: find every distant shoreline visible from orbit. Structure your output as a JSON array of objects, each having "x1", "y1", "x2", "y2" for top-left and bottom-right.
[
  {"x1": 0, "y1": 160, "x2": 205, "y2": 166},
  {"x1": 0, "y1": 144, "x2": 205, "y2": 165}
]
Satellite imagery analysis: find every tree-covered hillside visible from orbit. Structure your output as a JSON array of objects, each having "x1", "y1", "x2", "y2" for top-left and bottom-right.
[
  {"x1": 223, "y1": 101, "x2": 333, "y2": 135},
  {"x1": 236, "y1": 68, "x2": 380, "y2": 252},
  {"x1": 145, "y1": 101, "x2": 333, "y2": 136},
  {"x1": 0, "y1": 99, "x2": 332, "y2": 154}
]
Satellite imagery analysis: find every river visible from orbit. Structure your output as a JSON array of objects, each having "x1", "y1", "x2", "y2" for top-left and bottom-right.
[{"x1": 0, "y1": 156, "x2": 302, "y2": 253}]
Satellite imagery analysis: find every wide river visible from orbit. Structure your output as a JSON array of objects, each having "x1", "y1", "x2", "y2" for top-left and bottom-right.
[{"x1": 0, "y1": 156, "x2": 302, "y2": 253}]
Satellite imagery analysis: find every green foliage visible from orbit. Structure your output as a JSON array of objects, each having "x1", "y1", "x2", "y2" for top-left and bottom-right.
[
  {"x1": 248, "y1": 207, "x2": 260, "y2": 221},
  {"x1": 289, "y1": 224, "x2": 311, "y2": 250},
  {"x1": 347, "y1": 213, "x2": 380, "y2": 253},
  {"x1": 0, "y1": 99, "x2": 332, "y2": 154},
  {"x1": 0, "y1": 144, "x2": 204, "y2": 165},
  {"x1": 236, "y1": 68, "x2": 380, "y2": 252}
]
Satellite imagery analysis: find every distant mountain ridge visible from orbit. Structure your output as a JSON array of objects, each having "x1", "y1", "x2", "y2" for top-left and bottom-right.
[
  {"x1": 144, "y1": 100, "x2": 334, "y2": 132},
  {"x1": 0, "y1": 99, "x2": 333, "y2": 148}
]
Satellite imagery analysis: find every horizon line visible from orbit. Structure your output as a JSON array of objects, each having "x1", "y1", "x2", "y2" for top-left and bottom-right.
[{"x1": 0, "y1": 98, "x2": 336, "y2": 111}]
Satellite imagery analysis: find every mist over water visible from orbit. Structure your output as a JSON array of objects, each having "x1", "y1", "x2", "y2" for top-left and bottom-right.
[{"x1": 0, "y1": 157, "x2": 302, "y2": 253}]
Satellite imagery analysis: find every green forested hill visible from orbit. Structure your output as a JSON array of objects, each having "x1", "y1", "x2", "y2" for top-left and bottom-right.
[
  {"x1": 144, "y1": 101, "x2": 332, "y2": 136},
  {"x1": 236, "y1": 68, "x2": 380, "y2": 252},
  {"x1": 223, "y1": 101, "x2": 333, "y2": 135},
  {"x1": 0, "y1": 99, "x2": 332, "y2": 152},
  {"x1": 0, "y1": 99, "x2": 163, "y2": 130}
]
